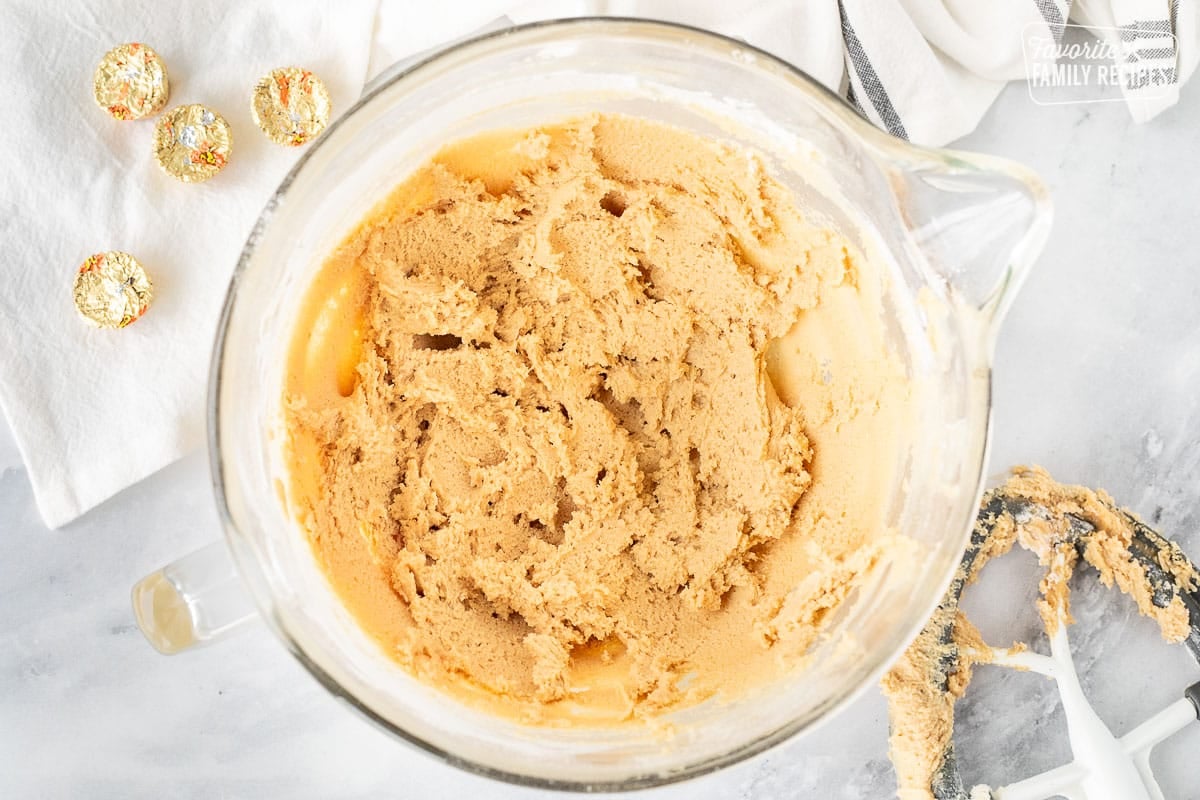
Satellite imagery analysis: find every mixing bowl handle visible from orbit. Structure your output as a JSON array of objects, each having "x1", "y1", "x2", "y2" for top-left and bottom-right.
[{"x1": 131, "y1": 540, "x2": 257, "y2": 654}]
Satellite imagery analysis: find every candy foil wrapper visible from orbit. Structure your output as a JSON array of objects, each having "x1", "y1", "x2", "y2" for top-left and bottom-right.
[
  {"x1": 73, "y1": 251, "x2": 153, "y2": 329},
  {"x1": 153, "y1": 104, "x2": 233, "y2": 183},
  {"x1": 251, "y1": 67, "x2": 332, "y2": 147},
  {"x1": 93, "y1": 43, "x2": 170, "y2": 121}
]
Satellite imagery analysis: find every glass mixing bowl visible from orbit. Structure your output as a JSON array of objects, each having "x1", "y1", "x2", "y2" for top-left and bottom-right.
[{"x1": 132, "y1": 18, "x2": 1051, "y2": 791}]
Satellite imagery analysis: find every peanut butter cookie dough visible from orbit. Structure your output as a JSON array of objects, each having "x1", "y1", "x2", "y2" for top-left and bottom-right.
[{"x1": 283, "y1": 114, "x2": 913, "y2": 723}]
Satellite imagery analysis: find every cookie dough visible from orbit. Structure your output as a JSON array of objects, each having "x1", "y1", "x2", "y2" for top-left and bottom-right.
[{"x1": 283, "y1": 114, "x2": 913, "y2": 722}]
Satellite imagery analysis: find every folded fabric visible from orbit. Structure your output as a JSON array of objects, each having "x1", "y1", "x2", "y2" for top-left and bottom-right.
[
  {"x1": 377, "y1": 0, "x2": 1198, "y2": 141},
  {"x1": 0, "y1": 0, "x2": 377, "y2": 527},
  {"x1": 2, "y1": 0, "x2": 1196, "y2": 528}
]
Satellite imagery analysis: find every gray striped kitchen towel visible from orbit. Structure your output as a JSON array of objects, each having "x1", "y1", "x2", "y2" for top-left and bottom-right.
[{"x1": 373, "y1": 0, "x2": 1199, "y2": 145}]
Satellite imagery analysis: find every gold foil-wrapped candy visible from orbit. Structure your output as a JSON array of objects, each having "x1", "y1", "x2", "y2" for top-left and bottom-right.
[
  {"x1": 93, "y1": 43, "x2": 170, "y2": 121},
  {"x1": 251, "y1": 67, "x2": 331, "y2": 146},
  {"x1": 153, "y1": 104, "x2": 232, "y2": 183},
  {"x1": 73, "y1": 251, "x2": 153, "y2": 329}
]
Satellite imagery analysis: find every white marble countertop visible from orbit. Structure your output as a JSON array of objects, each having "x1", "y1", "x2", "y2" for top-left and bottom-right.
[{"x1": 3, "y1": 79, "x2": 1199, "y2": 799}]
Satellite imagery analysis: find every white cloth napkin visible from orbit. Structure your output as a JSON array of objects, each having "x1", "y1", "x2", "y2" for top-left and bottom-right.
[
  {"x1": 0, "y1": 0, "x2": 377, "y2": 527},
  {"x1": 2, "y1": 0, "x2": 1196, "y2": 528}
]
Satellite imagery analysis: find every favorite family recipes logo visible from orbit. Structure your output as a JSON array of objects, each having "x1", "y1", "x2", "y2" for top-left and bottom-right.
[{"x1": 1022, "y1": 22, "x2": 1178, "y2": 106}]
